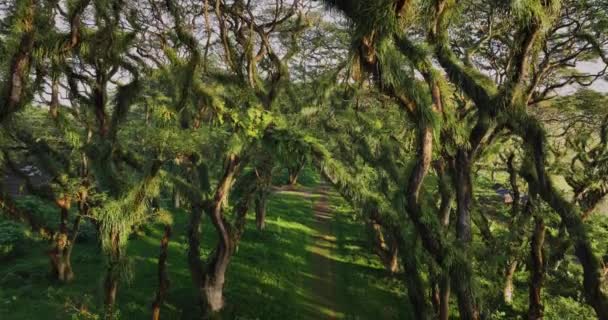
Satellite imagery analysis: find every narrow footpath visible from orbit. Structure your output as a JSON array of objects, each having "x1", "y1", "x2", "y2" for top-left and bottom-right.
[{"x1": 307, "y1": 185, "x2": 339, "y2": 319}]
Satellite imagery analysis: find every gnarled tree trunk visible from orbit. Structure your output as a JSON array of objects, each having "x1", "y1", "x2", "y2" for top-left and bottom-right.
[{"x1": 186, "y1": 154, "x2": 246, "y2": 316}]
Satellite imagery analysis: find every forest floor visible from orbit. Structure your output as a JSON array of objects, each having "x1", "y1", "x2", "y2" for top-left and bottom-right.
[
  {"x1": 0, "y1": 169, "x2": 409, "y2": 319},
  {"x1": 273, "y1": 183, "x2": 340, "y2": 319},
  {"x1": 308, "y1": 185, "x2": 339, "y2": 319}
]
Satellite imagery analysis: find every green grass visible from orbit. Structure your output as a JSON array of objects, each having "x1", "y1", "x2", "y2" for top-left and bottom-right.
[
  {"x1": 0, "y1": 170, "x2": 406, "y2": 319},
  {"x1": 327, "y1": 190, "x2": 410, "y2": 319}
]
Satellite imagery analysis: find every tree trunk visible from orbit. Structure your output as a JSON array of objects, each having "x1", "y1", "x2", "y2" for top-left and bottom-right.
[
  {"x1": 202, "y1": 239, "x2": 234, "y2": 314},
  {"x1": 200, "y1": 184, "x2": 253, "y2": 315},
  {"x1": 49, "y1": 197, "x2": 77, "y2": 282},
  {"x1": 528, "y1": 216, "x2": 546, "y2": 320},
  {"x1": 507, "y1": 153, "x2": 521, "y2": 216},
  {"x1": 152, "y1": 225, "x2": 172, "y2": 320},
  {"x1": 434, "y1": 159, "x2": 453, "y2": 227},
  {"x1": 287, "y1": 163, "x2": 302, "y2": 186},
  {"x1": 187, "y1": 204, "x2": 205, "y2": 305},
  {"x1": 0, "y1": 0, "x2": 36, "y2": 123},
  {"x1": 104, "y1": 231, "x2": 120, "y2": 319},
  {"x1": 398, "y1": 233, "x2": 432, "y2": 320},
  {"x1": 172, "y1": 188, "x2": 181, "y2": 209},
  {"x1": 255, "y1": 192, "x2": 267, "y2": 231},
  {"x1": 196, "y1": 155, "x2": 240, "y2": 315},
  {"x1": 439, "y1": 275, "x2": 450, "y2": 320},
  {"x1": 504, "y1": 260, "x2": 518, "y2": 304},
  {"x1": 50, "y1": 74, "x2": 59, "y2": 119},
  {"x1": 367, "y1": 216, "x2": 399, "y2": 273},
  {"x1": 523, "y1": 134, "x2": 608, "y2": 319},
  {"x1": 503, "y1": 188, "x2": 536, "y2": 305},
  {"x1": 453, "y1": 150, "x2": 480, "y2": 320}
]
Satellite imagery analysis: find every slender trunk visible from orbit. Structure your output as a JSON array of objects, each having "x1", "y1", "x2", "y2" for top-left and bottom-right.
[
  {"x1": 439, "y1": 275, "x2": 450, "y2": 320},
  {"x1": 507, "y1": 153, "x2": 521, "y2": 216},
  {"x1": 405, "y1": 127, "x2": 443, "y2": 259},
  {"x1": 0, "y1": 0, "x2": 36, "y2": 123},
  {"x1": 502, "y1": 153, "x2": 522, "y2": 304},
  {"x1": 367, "y1": 216, "x2": 399, "y2": 273},
  {"x1": 287, "y1": 162, "x2": 302, "y2": 186},
  {"x1": 434, "y1": 159, "x2": 453, "y2": 227},
  {"x1": 172, "y1": 188, "x2": 181, "y2": 209},
  {"x1": 104, "y1": 231, "x2": 120, "y2": 319},
  {"x1": 187, "y1": 204, "x2": 205, "y2": 306},
  {"x1": 503, "y1": 188, "x2": 536, "y2": 305},
  {"x1": 432, "y1": 283, "x2": 441, "y2": 315},
  {"x1": 397, "y1": 233, "x2": 432, "y2": 320},
  {"x1": 504, "y1": 260, "x2": 518, "y2": 304},
  {"x1": 455, "y1": 150, "x2": 473, "y2": 243},
  {"x1": 152, "y1": 225, "x2": 172, "y2": 320},
  {"x1": 434, "y1": 159, "x2": 452, "y2": 320},
  {"x1": 255, "y1": 192, "x2": 267, "y2": 231},
  {"x1": 49, "y1": 197, "x2": 76, "y2": 282},
  {"x1": 528, "y1": 216, "x2": 546, "y2": 320},
  {"x1": 50, "y1": 74, "x2": 59, "y2": 118},
  {"x1": 453, "y1": 150, "x2": 480, "y2": 320}
]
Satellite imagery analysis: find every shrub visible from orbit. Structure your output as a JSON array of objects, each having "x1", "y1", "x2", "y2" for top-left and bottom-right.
[
  {"x1": 75, "y1": 219, "x2": 98, "y2": 243},
  {"x1": 0, "y1": 219, "x2": 27, "y2": 260}
]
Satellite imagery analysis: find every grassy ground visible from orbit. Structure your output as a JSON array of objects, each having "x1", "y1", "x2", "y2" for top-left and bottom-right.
[{"x1": 0, "y1": 168, "x2": 407, "y2": 319}]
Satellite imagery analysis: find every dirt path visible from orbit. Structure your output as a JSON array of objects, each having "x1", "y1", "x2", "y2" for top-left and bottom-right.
[
  {"x1": 307, "y1": 185, "x2": 339, "y2": 319},
  {"x1": 273, "y1": 184, "x2": 340, "y2": 319}
]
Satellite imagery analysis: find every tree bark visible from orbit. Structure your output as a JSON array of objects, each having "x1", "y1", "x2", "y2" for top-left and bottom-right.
[
  {"x1": 502, "y1": 155, "x2": 524, "y2": 304},
  {"x1": 287, "y1": 162, "x2": 303, "y2": 186},
  {"x1": 434, "y1": 159, "x2": 453, "y2": 227},
  {"x1": 397, "y1": 233, "x2": 432, "y2": 320},
  {"x1": 187, "y1": 203, "x2": 205, "y2": 306},
  {"x1": 193, "y1": 154, "x2": 240, "y2": 315},
  {"x1": 49, "y1": 197, "x2": 77, "y2": 282},
  {"x1": 104, "y1": 231, "x2": 120, "y2": 319},
  {"x1": 504, "y1": 260, "x2": 518, "y2": 304},
  {"x1": 453, "y1": 150, "x2": 480, "y2": 320},
  {"x1": 439, "y1": 275, "x2": 450, "y2": 320},
  {"x1": 528, "y1": 216, "x2": 546, "y2": 320},
  {"x1": 0, "y1": 0, "x2": 36, "y2": 123},
  {"x1": 172, "y1": 188, "x2": 181, "y2": 209},
  {"x1": 367, "y1": 215, "x2": 399, "y2": 273},
  {"x1": 507, "y1": 153, "x2": 521, "y2": 216},
  {"x1": 522, "y1": 127, "x2": 608, "y2": 319},
  {"x1": 255, "y1": 192, "x2": 267, "y2": 231},
  {"x1": 152, "y1": 225, "x2": 172, "y2": 320},
  {"x1": 200, "y1": 188, "x2": 252, "y2": 316}
]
